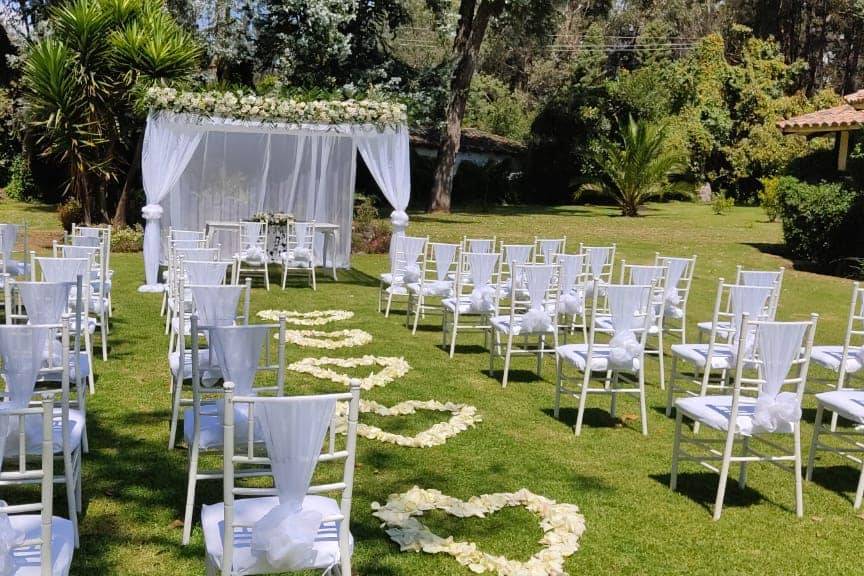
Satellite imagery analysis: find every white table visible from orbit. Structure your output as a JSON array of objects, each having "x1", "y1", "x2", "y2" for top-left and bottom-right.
[{"x1": 314, "y1": 223, "x2": 340, "y2": 281}]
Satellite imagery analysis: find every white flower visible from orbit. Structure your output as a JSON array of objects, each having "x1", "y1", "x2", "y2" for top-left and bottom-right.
[
  {"x1": 288, "y1": 355, "x2": 410, "y2": 390},
  {"x1": 257, "y1": 309, "x2": 354, "y2": 326},
  {"x1": 275, "y1": 328, "x2": 372, "y2": 349},
  {"x1": 372, "y1": 488, "x2": 586, "y2": 576}
]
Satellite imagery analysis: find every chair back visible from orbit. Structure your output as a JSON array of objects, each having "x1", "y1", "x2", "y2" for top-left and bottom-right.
[
  {"x1": 0, "y1": 391, "x2": 56, "y2": 576},
  {"x1": 507, "y1": 264, "x2": 559, "y2": 332},
  {"x1": 219, "y1": 380, "x2": 361, "y2": 576},
  {"x1": 389, "y1": 236, "x2": 428, "y2": 284},
  {"x1": 534, "y1": 237, "x2": 566, "y2": 264},
  {"x1": 453, "y1": 251, "x2": 501, "y2": 315},
  {"x1": 417, "y1": 242, "x2": 459, "y2": 295},
  {"x1": 499, "y1": 244, "x2": 534, "y2": 291},
  {"x1": 462, "y1": 236, "x2": 496, "y2": 254},
  {"x1": 240, "y1": 222, "x2": 267, "y2": 252},
  {"x1": 556, "y1": 253, "x2": 589, "y2": 317},
  {"x1": 580, "y1": 244, "x2": 616, "y2": 283},
  {"x1": 171, "y1": 228, "x2": 206, "y2": 242},
  {"x1": 654, "y1": 254, "x2": 696, "y2": 320},
  {"x1": 726, "y1": 315, "x2": 817, "y2": 434},
  {"x1": 585, "y1": 281, "x2": 653, "y2": 371},
  {"x1": 735, "y1": 266, "x2": 784, "y2": 319}
]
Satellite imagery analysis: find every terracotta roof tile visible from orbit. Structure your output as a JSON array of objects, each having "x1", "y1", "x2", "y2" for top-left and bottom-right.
[
  {"x1": 846, "y1": 90, "x2": 864, "y2": 109},
  {"x1": 777, "y1": 104, "x2": 864, "y2": 133}
]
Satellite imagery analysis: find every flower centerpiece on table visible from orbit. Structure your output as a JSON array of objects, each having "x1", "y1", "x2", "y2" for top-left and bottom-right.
[{"x1": 252, "y1": 212, "x2": 294, "y2": 225}]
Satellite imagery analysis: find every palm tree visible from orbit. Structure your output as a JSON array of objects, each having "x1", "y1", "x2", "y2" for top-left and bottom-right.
[
  {"x1": 579, "y1": 116, "x2": 690, "y2": 217},
  {"x1": 21, "y1": 0, "x2": 201, "y2": 224}
]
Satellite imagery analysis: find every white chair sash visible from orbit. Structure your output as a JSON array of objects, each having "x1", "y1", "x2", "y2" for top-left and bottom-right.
[
  {"x1": 61, "y1": 245, "x2": 98, "y2": 261},
  {"x1": 663, "y1": 258, "x2": 689, "y2": 317},
  {"x1": 606, "y1": 285, "x2": 649, "y2": 370},
  {"x1": 251, "y1": 397, "x2": 337, "y2": 571},
  {"x1": 504, "y1": 245, "x2": 533, "y2": 268},
  {"x1": 587, "y1": 247, "x2": 609, "y2": 279},
  {"x1": 290, "y1": 222, "x2": 314, "y2": 263},
  {"x1": 0, "y1": 225, "x2": 16, "y2": 262},
  {"x1": 184, "y1": 261, "x2": 229, "y2": 286},
  {"x1": 750, "y1": 323, "x2": 807, "y2": 434},
  {"x1": 740, "y1": 270, "x2": 779, "y2": 287},
  {"x1": 71, "y1": 236, "x2": 100, "y2": 248},
  {"x1": 521, "y1": 266, "x2": 555, "y2": 333},
  {"x1": 175, "y1": 248, "x2": 217, "y2": 261},
  {"x1": 729, "y1": 285, "x2": 773, "y2": 356},
  {"x1": 37, "y1": 258, "x2": 88, "y2": 284},
  {"x1": 393, "y1": 237, "x2": 426, "y2": 284},
  {"x1": 630, "y1": 266, "x2": 662, "y2": 286},
  {"x1": 468, "y1": 239, "x2": 493, "y2": 254},
  {"x1": 18, "y1": 282, "x2": 71, "y2": 325},
  {"x1": 190, "y1": 286, "x2": 243, "y2": 328},
  {"x1": 467, "y1": 253, "x2": 499, "y2": 313},
  {"x1": 538, "y1": 240, "x2": 562, "y2": 263},
  {"x1": 210, "y1": 325, "x2": 268, "y2": 397},
  {"x1": 433, "y1": 244, "x2": 457, "y2": 283},
  {"x1": 558, "y1": 254, "x2": 586, "y2": 315}
]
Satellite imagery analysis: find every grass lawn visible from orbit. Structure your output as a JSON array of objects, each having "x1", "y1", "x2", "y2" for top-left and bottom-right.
[{"x1": 2, "y1": 198, "x2": 861, "y2": 575}]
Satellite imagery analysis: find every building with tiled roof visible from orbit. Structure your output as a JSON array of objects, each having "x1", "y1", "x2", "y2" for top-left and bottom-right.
[{"x1": 777, "y1": 93, "x2": 864, "y2": 171}]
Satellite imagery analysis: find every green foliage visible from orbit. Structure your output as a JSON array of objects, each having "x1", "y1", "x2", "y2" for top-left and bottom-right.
[
  {"x1": 777, "y1": 176, "x2": 864, "y2": 268},
  {"x1": 0, "y1": 90, "x2": 19, "y2": 186},
  {"x1": 5, "y1": 155, "x2": 39, "y2": 202},
  {"x1": 758, "y1": 176, "x2": 781, "y2": 222},
  {"x1": 111, "y1": 224, "x2": 143, "y2": 252},
  {"x1": 711, "y1": 192, "x2": 734, "y2": 215},
  {"x1": 352, "y1": 195, "x2": 391, "y2": 254},
  {"x1": 57, "y1": 197, "x2": 84, "y2": 232},
  {"x1": 464, "y1": 74, "x2": 535, "y2": 142},
  {"x1": 21, "y1": 0, "x2": 201, "y2": 222},
  {"x1": 579, "y1": 116, "x2": 689, "y2": 216}
]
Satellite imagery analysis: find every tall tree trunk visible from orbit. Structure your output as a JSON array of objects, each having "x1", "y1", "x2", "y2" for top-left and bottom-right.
[
  {"x1": 113, "y1": 133, "x2": 144, "y2": 228},
  {"x1": 428, "y1": 0, "x2": 499, "y2": 213},
  {"x1": 842, "y1": 27, "x2": 862, "y2": 94}
]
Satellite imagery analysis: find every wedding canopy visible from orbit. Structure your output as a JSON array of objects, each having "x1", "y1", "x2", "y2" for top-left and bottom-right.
[{"x1": 139, "y1": 111, "x2": 411, "y2": 292}]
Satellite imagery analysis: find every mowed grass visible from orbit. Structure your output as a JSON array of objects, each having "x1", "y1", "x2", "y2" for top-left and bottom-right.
[{"x1": 2, "y1": 199, "x2": 862, "y2": 575}]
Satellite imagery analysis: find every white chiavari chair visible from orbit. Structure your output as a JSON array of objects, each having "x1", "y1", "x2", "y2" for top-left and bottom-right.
[
  {"x1": 489, "y1": 263, "x2": 559, "y2": 388},
  {"x1": 442, "y1": 251, "x2": 501, "y2": 358},
  {"x1": 697, "y1": 266, "x2": 784, "y2": 342},
  {"x1": 406, "y1": 242, "x2": 459, "y2": 335},
  {"x1": 555, "y1": 281, "x2": 654, "y2": 436},
  {"x1": 556, "y1": 253, "x2": 589, "y2": 343},
  {"x1": 202, "y1": 379, "x2": 360, "y2": 575},
  {"x1": 671, "y1": 315, "x2": 817, "y2": 519},
  {"x1": 280, "y1": 221, "x2": 316, "y2": 290},
  {"x1": 234, "y1": 222, "x2": 270, "y2": 290},
  {"x1": 534, "y1": 237, "x2": 566, "y2": 264},
  {"x1": 378, "y1": 235, "x2": 428, "y2": 317},
  {"x1": 654, "y1": 254, "x2": 696, "y2": 344}
]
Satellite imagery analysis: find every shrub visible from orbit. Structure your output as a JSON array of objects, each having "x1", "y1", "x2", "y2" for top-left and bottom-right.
[
  {"x1": 57, "y1": 198, "x2": 84, "y2": 233},
  {"x1": 758, "y1": 177, "x2": 781, "y2": 222},
  {"x1": 352, "y1": 195, "x2": 391, "y2": 254},
  {"x1": 777, "y1": 176, "x2": 864, "y2": 268},
  {"x1": 111, "y1": 226, "x2": 144, "y2": 252},
  {"x1": 711, "y1": 192, "x2": 734, "y2": 215},
  {"x1": 5, "y1": 155, "x2": 39, "y2": 202}
]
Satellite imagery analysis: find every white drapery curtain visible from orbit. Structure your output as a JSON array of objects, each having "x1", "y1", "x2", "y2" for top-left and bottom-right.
[
  {"x1": 141, "y1": 115, "x2": 204, "y2": 292},
  {"x1": 140, "y1": 112, "x2": 411, "y2": 290},
  {"x1": 354, "y1": 124, "x2": 411, "y2": 264}
]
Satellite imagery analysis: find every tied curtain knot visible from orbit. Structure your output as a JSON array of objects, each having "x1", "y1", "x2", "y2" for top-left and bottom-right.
[
  {"x1": 390, "y1": 210, "x2": 409, "y2": 229},
  {"x1": 141, "y1": 204, "x2": 164, "y2": 220}
]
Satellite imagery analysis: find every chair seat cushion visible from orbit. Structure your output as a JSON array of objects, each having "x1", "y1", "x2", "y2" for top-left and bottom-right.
[
  {"x1": 675, "y1": 395, "x2": 790, "y2": 435},
  {"x1": 169, "y1": 349, "x2": 219, "y2": 381},
  {"x1": 556, "y1": 344, "x2": 640, "y2": 372},
  {"x1": 6, "y1": 515, "x2": 74, "y2": 576},
  {"x1": 490, "y1": 315, "x2": 555, "y2": 336},
  {"x1": 441, "y1": 297, "x2": 477, "y2": 314},
  {"x1": 2, "y1": 408, "x2": 85, "y2": 457},
  {"x1": 815, "y1": 390, "x2": 864, "y2": 425},
  {"x1": 810, "y1": 346, "x2": 863, "y2": 374},
  {"x1": 38, "y1": 351, "x2": 91, "y2": 382},
  {"x1": 671, "y1": 343, "x2": 735, "y2": 370},
  {"x1": 594, "y1": 315, "x2": 659, "y2": 335},
  {"x1": 281, "y1": 251, "x2": 313, "y2": 268},
  {"x1": 406, "y1": 280, "x2": 453, "y2": 297},
  {"x1": 183, "y1": 404, "x2": 259, "y2": 450},
  {"x1": 202, "y1": 496, "x2": 351, "y2": 574}
]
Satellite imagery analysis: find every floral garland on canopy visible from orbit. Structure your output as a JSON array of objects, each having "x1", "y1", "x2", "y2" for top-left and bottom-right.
[
  {"x1": 372, "y1": 486, "x2": 586, "y2": 576},
  {"x1": 288, "y1": 355, "x2": 410, "y2": 390},
  {"x1": 144, "y1": 87, "x2": 407, "y2": 127},
  {"x1": 333, "y1": 400, "x2": 481, "y2": 448},
  {"x1": 257, "y1": 309, "x2": 354, "y2": 326},
  {"x1": 275, "y1": 329, "x2": 373, "y2": 349}
]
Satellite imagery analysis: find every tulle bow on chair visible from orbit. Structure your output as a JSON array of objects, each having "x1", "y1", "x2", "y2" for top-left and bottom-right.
[
  {"x1": 607, "y1": 285, "x2": 650, "y2": 370},
  {"x1": 748, "y1": 322, "x2": 808, "y2": 435},
  {"x1": 467, "y1": 253, "x2": 499, "y2": 314},
  {"x1": 520, "y1": 265, "x2": 555, "y2": 333}
]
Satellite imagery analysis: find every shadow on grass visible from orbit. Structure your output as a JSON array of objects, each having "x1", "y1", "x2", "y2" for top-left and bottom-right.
[
  {"x1": 806, "y1": 465, "x2": 862, "y2": 506},
  {"x1": 541, "y1": 407, "x2": 638, "y2": 433},
  {"x1": 650, "y1": 472, "x2": 762, "y2": 515}
]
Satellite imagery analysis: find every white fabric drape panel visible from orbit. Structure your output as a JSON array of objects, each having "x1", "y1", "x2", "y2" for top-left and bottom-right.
[
  {"x1": 251, "y1": 397, "x2": 337, "y2": 570},
  {"x1": 354, "y1": 125, "x2": 411, "y2": 262},
  {"x1": 607, "y1": 285, "x2": 649, "y2": 370},
  {"x1": 141, "y1": 114, "x2": 204, "y2": 291},
  {"x1": 0, "y1": 326, "x2": 49, "y2": 460},
  {"x1": 750, "y1": 323, "x2": 808, "y2": 434},
  {"x1": 18, "y1": 282, "x2": 71, "y2": 325}
]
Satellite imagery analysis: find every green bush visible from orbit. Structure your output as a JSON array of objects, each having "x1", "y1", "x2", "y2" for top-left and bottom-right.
[
  {"x1": 777, "y1": 176, "x2": 864, "y2": 268},
  {"x1": 58, "y1": 198, "x2": 84, "y2": 233},
  {"x1": 5, "y1": 155, "x2": 39, "y2": 201},
  {"x1": 758, "y1": 177, "x2": 781, "y2": 222},
  {"x1": 711, "y1": 192, "x2": 734, "y2": 215},
  {"x1": 111, "y1": 226, "x2": 144, "y2": 252},
  {"x1": 351, "y1": 195, "x2": 391, "y2": 254}
]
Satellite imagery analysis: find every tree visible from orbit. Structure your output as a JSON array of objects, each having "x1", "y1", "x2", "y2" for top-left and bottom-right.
[
  {"x1": 21, "y1": 0, "x2": 201, "y2": 225},
  {"x1": 579, "y1": 116, "x2": 688, "y2": 216},
  {"x1": 427, "y1": 0, "x2": 557, "y2": 213}
]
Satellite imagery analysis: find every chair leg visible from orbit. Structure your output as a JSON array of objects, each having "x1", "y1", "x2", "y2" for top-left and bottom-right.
[
  {"x1": 160, "y1": 291, "x2": 167, "y2": 316},
  {"x1": 100, "y1": 316, "x2": 108, "y2": 361},
  {"x1": 657, "y1": 329, "x2": 665, "y2": 391},
  {"x1": 738, "y1": 437, "x2": 750, "y2": 488},
  {"x1": 182, "y1": 443, "x2": 200, "y2": 545},
  {"x1": 63, "y1": 452, "x2": 79, "y2": 547},
  {"x1": 384, "y1": 292, "x2": 394, "y2": 318},
  {"x1": 168, "y1": 374, "x2": 181, "y2": 450},
  {"x1": 575, "y1": 370, "x2": 590, "y2": 436},
  {"x1": 670, "y1": 409, "x2": 683, "y2": 490},
  {"x1": 554, "y1": 355, "x2": 563, "y2": 419},
  {"x1": 449, "y1": 315, "x2": 458, "y2": 358},
  {"x1": 264, "y1": 263, "x2": 270, "y2": 291},
  {"x1": 311, "y1": 266, "x2": 317, "y2": 291},
  {"x1": 666, "y1": 356, "x2": 677, "y2": 417},
  {"x1": 84, "y1": 330, "x2": 95, "y2": 394},
  {"x1": 536, "y1": 335, "x2": 544, "y2": 376},
  {"x1": 794, "y1": 422, "x2": 804, "y2": 518},
  {"x1": 638, "y1": 369, "x2": 648, "y2": 436},
  {"x1": 502, "y1": 335, "x2": 513, "y2": 389},
  {"x1": 806, "y1": 403, "x2": 824, "y2": 482},
  {"x1": 412, "y1": 295, "x2": 423, "y2": 335},
  {"x1": 713, "y1": 430, "x2": 737, "y2": 520},
  {"x1": 855, "y1": 460, "x2": 864, "y2": 510}
]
